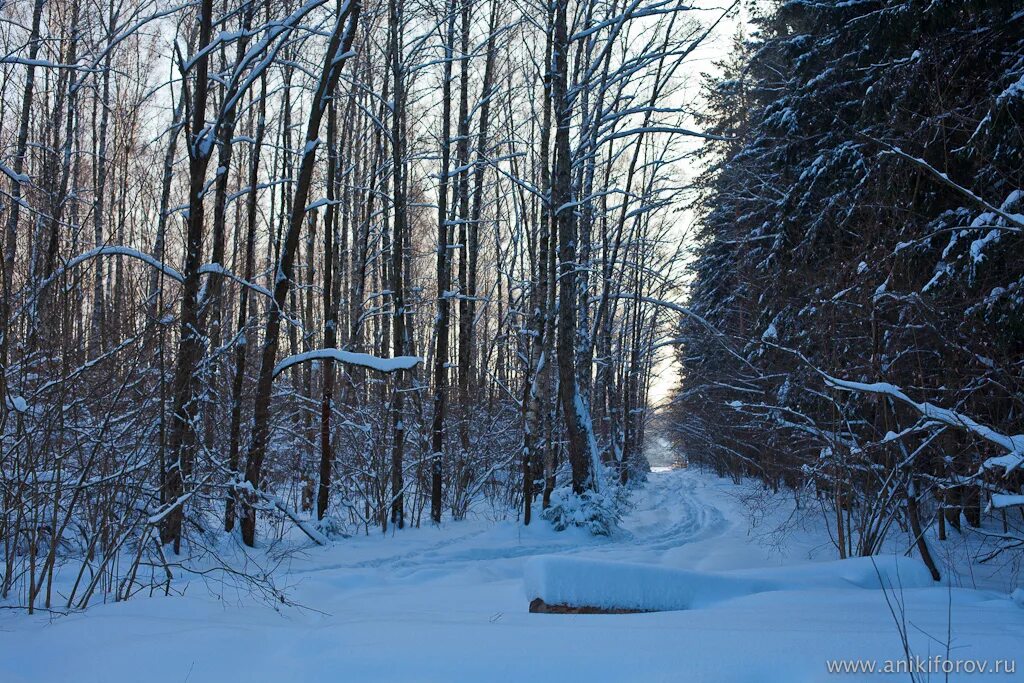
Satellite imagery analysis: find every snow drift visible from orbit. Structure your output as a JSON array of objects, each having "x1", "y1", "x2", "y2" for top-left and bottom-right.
[{"x1": 524, "y1": 555, "x2": 936, "y2": 613}]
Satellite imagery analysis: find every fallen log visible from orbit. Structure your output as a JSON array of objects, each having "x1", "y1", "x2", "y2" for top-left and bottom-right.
[
  {"x1": 529, "y1": 598, "x2": 647, "y2": 614},
  {"x1": 524, "y1": 555, "x2": 937, "y2": 614}
]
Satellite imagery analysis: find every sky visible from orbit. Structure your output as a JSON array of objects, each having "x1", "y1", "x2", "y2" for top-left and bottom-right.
[{"x1": 645, "y1": 2, "x2": 746, "y2": 409}]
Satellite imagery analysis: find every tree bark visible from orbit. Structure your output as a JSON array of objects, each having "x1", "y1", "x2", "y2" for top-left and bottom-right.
[
  {"x1": 240, "y1": 0, "x2": 361, "y2": 547},
  {"x1": 225, "y1": 73, "x2": 267, "y2": 533},
  {"x1": 551, "y1": 0, "x2": 596, "y2": 495},
  {"x1": 162, "y1": 0, "x2": 215, "y2": 551},
  {"x1": 387, "y1": 0, "x2": 408, "y2": 529},
  {"x1": 430, "y1": 0, "x2": 457, "y2": 524}
]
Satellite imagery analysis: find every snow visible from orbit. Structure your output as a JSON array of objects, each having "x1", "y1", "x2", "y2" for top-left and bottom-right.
[
  {"x1": 983, "y1": 452, "x2": 1024, "y2": 474},
  {"x1": 197, "y1": 262, "x2": 273, "y2": 299},
  {"x1": 990, "y1": 493, "x2": 1024, "y2": 509},
  {"x1": 2, "y1": 468, "x2": 1022, "y2": 682},
  {"x1": 5, "y1": 395, "x2": 28, "y2": 412},
  {"x1": 524, "y1": 554, "x2": 934, "y2": 612},
  {"x1": 273, "y1": 348, "x2": 422, "y2": 377},
  {"x1": 305, "y1": 197, "x2": 332, "y2": 211},
  {"x1": 55, "y1": 245, "x2": 184, "y2": 284},
  {"x1": 0, "y1": 162, "x2": 30, "y2": 184},
  {"x1": 573, "y1": 387, "x2": 604, "y2": 492},
  {"x1": 41, "y1": 247, "x2": 276, "y2": 303},
  {"x1": 969, "y1": 228, "x2": 1001, "y2": 266},
  {"x1": 996, "y1": 73, "x2": 1024, "y2": 103},
  {"x1": 823, "y1": 374, "x2": 1024, "y2": 465},
  {"x1": 302, "y1": 138, "x2": 321, "y2": 155}
]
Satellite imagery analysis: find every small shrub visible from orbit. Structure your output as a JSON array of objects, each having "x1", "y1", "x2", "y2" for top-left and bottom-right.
[{"x1": 542, "y1": 484, "x2": 629, "y2": 536}]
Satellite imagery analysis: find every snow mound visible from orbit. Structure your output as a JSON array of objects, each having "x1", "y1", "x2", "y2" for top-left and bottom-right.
[
  {"x1": 524, "y1": 555, "x2": 935, "y2": 612},
  {"x1": 542, "y1": 486, "x2": 625, "y2": 536}
]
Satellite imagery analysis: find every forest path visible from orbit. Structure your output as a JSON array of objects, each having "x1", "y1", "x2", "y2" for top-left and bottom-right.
[
  {"x1": 288, "y1": 467, "x2": 729, "y2": 586},
  {"x1": 5, "y1": 468, "x2": 1023, "y2": 683}
]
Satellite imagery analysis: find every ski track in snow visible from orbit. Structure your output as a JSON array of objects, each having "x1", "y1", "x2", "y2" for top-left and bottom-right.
[
  {"x1": 618, "y1": 472, "x2": 727, "y2": 552},
  {"x1": 307, "y1": 471, "x2": 726, "y2": 578}
]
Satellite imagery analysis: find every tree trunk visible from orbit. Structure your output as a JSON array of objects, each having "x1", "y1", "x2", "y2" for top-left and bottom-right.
[
  {"x1": 317, "y1": 96, "x2": 339, "y2": 521},
  {"x1": 161, "y1": 0, "x2": 215, "y2": 552},
  {"x1": 1, "y1": 0, "x2": 46, "y2": 405},
  {"x1": 225, "y1": 73, "x2": 268, "y2": 533},
  {"x1": 387, "y1": 0, "x2": 408, "y2": 530},
  {"x1": 430, "y1": 0, "x2": 457, "y2": 524},
  {"x1": 551, "y1": 0, "x2": 596, "y2": 495},
  {"x1": 240, "y1": 1, "x2": 360, "y2": 547},
  {"x1": 907, "y1": 479, "x2": 941, "y2": 582}
]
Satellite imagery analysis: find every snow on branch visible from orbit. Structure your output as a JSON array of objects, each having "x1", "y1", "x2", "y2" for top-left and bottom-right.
[
  {"x1": 261, "y1": 490, "x2": 329, "y2": 546},
  {"x1": 273, "y1": 349, "x2": 422, "y2": 378},
  {"x1": 823, "y1": 375, "x2": 1024, "y2": 476},
  {"x1": 197, "y1": 263, "x2": 272, "y2": 299},
  {"x1": 39, "y1": 247, "x2": 274, "y2": 302},
  {"x1": 1, "y1": 162, "x2": 31, "y2": 184},
  {"x1": 228, "y1": 481, "x2": 328, "y2": 545},
  {"x1": 876, "y1": 141, "x2": 1024, "y2": 231},
  {"x1": 52, "y1": 246, "x2": 185, "y2": 285},
  {"x1": 991, "y1": 494, "x2": 1024, "y2": 510},
  {"x1": 763, "y1": 342, "x2": 1024, "y2": 478},
  {"x1": 0, "y1": 57, "x2": 97, "y2": 71},
  {"x1": 598, "y1": 125, "x2": 732, "y2": 147}
]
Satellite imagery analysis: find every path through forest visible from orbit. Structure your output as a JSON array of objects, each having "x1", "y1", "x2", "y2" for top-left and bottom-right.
[{"x1": 3, "y1": 466, "x2": 1022, "y2": 682}]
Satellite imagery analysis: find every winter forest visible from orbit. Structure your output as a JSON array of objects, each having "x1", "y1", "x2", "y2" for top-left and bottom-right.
[{"x1": 1, "y1": 0, "x2": 1023, "y2": 680}]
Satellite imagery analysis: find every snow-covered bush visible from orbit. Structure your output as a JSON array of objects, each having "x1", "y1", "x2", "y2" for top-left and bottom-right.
[
  {"x1": 623, "y1": 453, "x2": 651, "y2": 487},
  {"x1": 542, "y1": 484, "x2": 629, "y2": 536},
  {"x1": 314, "y1": 516, "x2": 349, "y2": 540}
]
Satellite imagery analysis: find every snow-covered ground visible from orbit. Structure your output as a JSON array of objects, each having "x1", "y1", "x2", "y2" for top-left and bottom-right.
[{"x1": 3, "y1": 468, "x2": 1022, "y2": 682}]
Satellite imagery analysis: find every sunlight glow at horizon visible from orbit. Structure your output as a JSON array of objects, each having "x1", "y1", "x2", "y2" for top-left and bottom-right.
[{"x1": 645, "y1": 4, "x2": 745, "y2": 411}]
